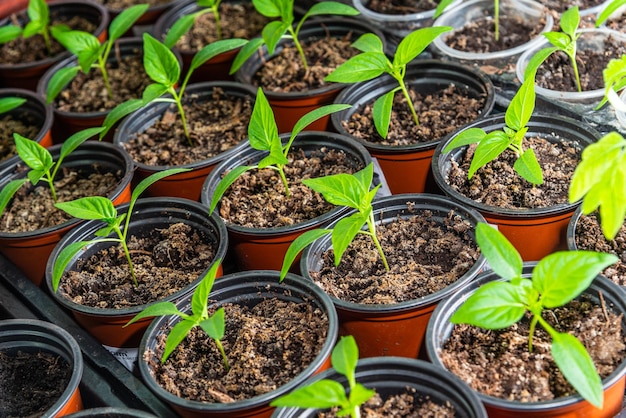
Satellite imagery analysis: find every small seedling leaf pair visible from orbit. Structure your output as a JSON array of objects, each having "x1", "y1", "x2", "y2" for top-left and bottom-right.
[{"x1": 452, "y1": 223, "x2": 618, "y2": 409}]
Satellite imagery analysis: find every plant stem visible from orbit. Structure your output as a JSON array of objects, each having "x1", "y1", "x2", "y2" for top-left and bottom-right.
[
  {"x1": 42, "y1": 28, "x2": 52, "y2": 55},
  {"x1": 392, "y1": 70, "x2": 419, "y2": 126},
  {"x1": 528, "y1": 315, "x2": 538, "y2": 352},
  {"x1": 494, "y1": 0, "x2": 499, "y2": 41},
  {"x1": 212, "y1": 5, "x2": 222, "y2": 41},
  {"x1": 569, "y1": 52, "x2": 582, "y2": 92},
  {"x1": 278, "y1": 167, "x2": 291, "y2": 197},
  {"x1": 115, "y1": 227, "x2": 138, "y2": 286},
  {"x1": 287, "y1": 27, "x2": 308, "y2": 70},
  {"x1": 215, "y1": 339, "x2": 230, "y2": 371},
  {"x1": 46, "y1": 175, "x2": 58, "y2": 202},
  {"x1": 171, "y1": 89, "x2": 192, "y2": 145},
  {"x1": 365, "y1": 211, "x2": 390, "y2": 271},
  {"x1": 98, "y1": 57, "x2": 113, "y2": 99}
]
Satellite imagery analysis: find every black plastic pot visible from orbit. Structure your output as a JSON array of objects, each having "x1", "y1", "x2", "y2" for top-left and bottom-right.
[
  {"x1": 138, "y1": 270, "x2": 339, "y2": 418},
  {"x1": 271, "y1": 356, "x2": 488, "y2": 417},
  {"x1": 330, "y1": 59, "x2": 496, "y2": 195},
  {"x1": 66, "y1": 406, "x2": 159, "y2": 417}
]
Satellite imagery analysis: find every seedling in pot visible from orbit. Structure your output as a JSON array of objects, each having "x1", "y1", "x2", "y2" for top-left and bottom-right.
[
  {"x1": 280, "y1": 162, "x2": 389, "y2": 280},
  {"x1": 0, "y1": 97, "x2": 26, "y2": 115},
  {"x1": 45, "y1": 4, "x2": 149, "y2": 103},
  {"x1": 51, "y1": 167, "x2": 190, "y2": 289},
  {"x1": 597, "y1": 54, "x2": 626, "y2": 111},
  {"x1": 595, "y1": 0, "x2": 626, "y2": 27},
  {"x1": 435, "y1": 0, "x2": 500, "y2": 41},
  {"x1": 443, "y1": 77, "x2": 544, "y2": 185},
  {"x1": 569, "y1": 131, "x2": 626, "y2": 240},
  {"x1": 163, "y1": 0, "x2": 225, "y2": 47},
  {"x1": 452, "y1": 222, "x2": 617, "y2": 409},
  {"x1": 325, "y1": 26, "x2": 451, "y2": 138},
  {"x1": 208, "y1": 87, "x2": 351, "y2": 207},
  {"x1": 98, "y1": 33, "x2": 247, "y2": 144},
  {"x1": 0, "y1": 126, "x2": 104, "y2": 215},
  {"x1": 270, "y1": 335, "x2": 374, "y2": 418},
  {"x1": 230, "y1": 0, "x2": 359, "y2": 73},
  {"x1": 125, "y1": 260, "x2": 229, "y2": 368}
]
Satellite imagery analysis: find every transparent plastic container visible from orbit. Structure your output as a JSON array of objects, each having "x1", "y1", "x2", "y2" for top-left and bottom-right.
[{"x1": 615, "y1": 89, "x2": 626, "y2": 130}]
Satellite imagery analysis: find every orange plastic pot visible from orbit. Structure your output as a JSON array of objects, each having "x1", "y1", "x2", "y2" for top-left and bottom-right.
[
  {"x1": 299, "y1": 194, "x2": 486, "y2": 358},
  {"x1": 330, "y1": 59, "x2": 495, "y2": 195},
  {"x1": 0, "y1": 0, "x2": 108, "y2": 91},
  {"x1": 0, "y1": 141, "x2": 133, "y2": 285},
  {"x1": 425, "y1": 265, "x2": 626, "y2": 418},
  {"x1": 432, "y1": 114, "x2": 600, "y2": 261}
]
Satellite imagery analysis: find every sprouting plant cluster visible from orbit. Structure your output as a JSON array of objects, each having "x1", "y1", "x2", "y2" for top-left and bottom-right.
[{"x1": 0, "y1": 0, "x2": 65, "y2": 55}]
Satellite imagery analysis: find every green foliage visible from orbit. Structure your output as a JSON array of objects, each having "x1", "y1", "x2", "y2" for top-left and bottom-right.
[
  {"x1": 165, "y1": 0, "x2": 224, "y2": 47},
  {"x1": 280, "y1": 163, "x2": 387, "y2": 280},
  {"x1": 46, "y1": 4, "x2": 149, "y2": 102},
  {"x1": 569, "y1": 132, "x2": 626, "y2": 240},
  {"x1": 230, "y1": 0, "x2": 358, "y2": 72},
  {"x1": 125, "y1": 261, "x2": 229, "y2": 367},
  {"x1": 270, "y1": 335, "x2": 374, "y2": 417},
  {"x1": 208, "y1": 87, "x2": 350, "y2": 211},
  {"x1": 443, "y1": 77, "x2": 543, "y2": 185},
  {"x1": 434, "y1": 0, "x2": 499, "y2": 40},
  {"x1": 52, "y1": 168, "x2": 190, "y2": 290},
  {"x1": 597, "y1": 55, "x2": 626, "y2": 111},
  {"x1": 0, "y1": 97, "x2": 26, "y2": 115},
  {"x1": 451, "y1": 223, "x2": 618, "y2": 409},
  {"x1": 325, "y1": 26, "x2": 451, "y2": 138},
  {"x1": 595, "y1": 0, "x2": 626, "y2": 27}
]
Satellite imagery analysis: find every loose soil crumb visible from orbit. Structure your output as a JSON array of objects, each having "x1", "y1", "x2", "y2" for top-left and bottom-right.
[
  {"x1": 95, "y1": 0, "x2": 172, "y2": 9},
  {"x1": 312, "y1": 208, "x2": 480, "y2": 304},
  {"x1": 343, "y1": 84, "x2": 487, "y2": 146},
  {"x1": 0, "y1": 350, "x2": 71, "y2": 417},
  {"x1": 537, "y1": 0, "x2": 605, "y2": 13},
  {"x1": 147, "y1": 298, "x2": 328, "y2": 402},
  {"x1": 365, "y1": 0, "x2": 438, "y2": 14},
  {"x1": 447, "y1": 136, "x2": 581, "y2": 209},
  {"x1": 0, "y1": 114, "x2": 39, "y2": 163},
  {"x1": 607, "y1": 15, "x2": 626, "y2": 34},
  {"x1": 58, "y1": 223, "x2": 216, "y2": 309},
  {"x1": 440, "y1": 297, "x2": 626, "y2": 402}
]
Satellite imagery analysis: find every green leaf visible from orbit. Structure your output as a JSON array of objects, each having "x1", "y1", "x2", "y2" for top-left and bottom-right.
[
  {"x1": 332, "y1": 335, "x2": 359, "y2": 384},
  {"x1": 189, "y1": 38, "x2": 247, "y2": 74},
  {"x1": 372, "y1": 89, "x2": 395, "y2": 139},
  {"x1": 100, "y1": 99, "x2": 144, "y2": 140},
  {"x1": 351, "y1": 33, "x2": 384, "y2": 53},
  {"x1": 551, "y1": 332, "x2": 603, "y2": 408},
  {"x1": 163, "y1": 319, "x2": 196, "y2": 363},
  {"x1": 280, "y1": 228, "x2": 331, "y2": 281},
  {"x1": 0, "y1": 179, "x2": 28, "y2": 217},
  {"x1": 302, "y1": 167, "x2": 369, "y2": 208},
  {"x1": 0, "y1": 25, "x2": 23, "y2": 44},
  {"x1": 291, "y1": 104, "x2": 351, "y2": 140},
  {"x1": 55, "y1": 30, "x2": 100, "y2": 63},
  {"x1": 262, "y1": 20, "x2": 288, "y2": 55},
  {"x1": 443, "y1": 128, "x2": 486, "y2": 153},
  {"x1": 13, "y1": 133, "x2": 53, "y2": 173},
  {"x1": 304, "y1": 2, "x2": 359, "y2": 20},
  {"x1": 60, "y1": 127, "x2": 104, "y2": 162},
  {"x1": 393, "y1": 26, "x2": 452, "y2": 67},
  {"x1": 51, "y1": 240, "x2": 91, "y2": 292},
  {"x1": 325, "y1": 52, "x2": 388, "y2": 83},
  {"x1": 191, "y1": 261, "x2": 222, "y2": 318},
  {"x1": 209, "y1": 166, "x2": 253, "y2": 214},
  {"x1": 0, "y1": 97, "x2": 26, "y2": 114},
  {"x1": 125, "y1": 301, "x2": 185, "y2": 327},
  {"x1": 524, "y1": 46, "x2": 558, "y2": 81},
  {"x1": 467, "y1": 130, "x2": 511, "y2": 179},
  {"x1": 347, "y1": 384, "x2": 376, "y2": 412},
  {"x1": 142, "y1": 83, "x2": 169, "y2": 103},
  {"x1": 559, "y1": 6, "x2": 580, "y2": 37},
  {"x1": 27, "y1": 0, "x2": 48, "y2": 25},
  {"x1": 514, "y1": 148, "x2": 543, "y2": 185},
  {"x1": 331, "y1": 213, "x2": 369, "y2": 265},
  {"x1": 199, "y1": 307, "x2": 225, "y2": 340},
  {"x1": 248, "y1": 88, "x2": 278, "y2": 151},
  {"x1": 252, "y1": 0, "x2": 282, "y2": 17},
  {"x1": 434, "y1": 0, "x2": 457, "y2": 18},
  {"x1": 109, "y1": 4, "x2": 149, "y2": 42},
  {"x1": 270, "y1": 379, "x2": 349, "y2": 409},
  {"x1": 142, "y1": 33, "x2": 180, "y2": 88},
  {"x1": 451, "y1": 281, "x2": 526, "y2": 329},
  {"x1": 258, "y1": 140, "x2": 288, "y2": 168},
  {"x1": 22, "y1": 19, "x2": 44, "y2": 38},
  {"x1": 475, "y1": 223, "x2": 523, "y2": 280},
  {"x1": 164, "y1": 13, "x2": 196, "y2": 48},
  {"x1": 229, "y1": 37, "x2": 264, "y2": 74},
  {"x1": 506, "y1": 78, "x2": 536, "y2": 132},
  {"x1": 544, "y1": 32, "x2": 571, "y2": 50},
  {"x1": 596, "y1": 0, "x2": 626, "y2": 26},
  {"x1": 131, "y1": 167, "x2": 190, "y2": 203},
  {"x1": 533, "y1": 251, "x2": 618, "y2": 308},
  {"x1": 55, "y1": 196, "x2": 117, "y2": 222},
  {"x1": 598, "y1": 157, "x2": 626, "y2": 240},
  {"x1": 46, "y1": 66, "x2": 80, "y2": 104}
]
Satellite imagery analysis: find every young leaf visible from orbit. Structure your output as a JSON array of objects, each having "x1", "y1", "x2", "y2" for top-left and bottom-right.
[
  {"x1": 0, "y1": 26, "x2": 23, "y2": 44},
  {"x1": 324, "y1": 52, "x2": 388, "y2": 83},
  {"x1": 131, "y1": 168, "x2": 191, "y2": 204},
  {"x1": 303, "y1": 172, "x2": 366, "y2": 208},
  {"x1": 304, "y1": 1, "x2": 359, "y2": 20},
  {"x1": 290, "y1": 103, "x2": 351, "y2": 140},
  {"x1": 352, "y1": 33, "x2": 384, "y2": 53},
  {"x1": 59, "y1": 127, "x2": 104, "y2": 162},
  {"x1": 505, "y1": 78, "x2": 536, "y2": 133},
  {"x1": 596, "y1": 0, "x2": 626, "y2": 27},
  {"x1": 248, "y1": 87, "x2": 278, "y2": 151},
  {"x1": 189, "y1": 38, "x2": 247, "y2": 74},
  {"x1": 46, "y1": 66, "x2": 81, "y2": 104},
  {"x1": 393, "y1": 26, "x2": 452, "y2": 67},
  {"x1": 467, "y1": 131, "x2": 510, "y2": 179},
  {"x1": 0, "y1": 97, "x2": 26, "y2": 114},
  {"x1": 513, "y1": 148, "x2": 543, "y2": 185},
  {"x1": 142, "y1": 33, "x2": 180, "y2": 88},
  {"x1": 331, "y1": 335, "x2": 359, "y2": 386},
  {"x1": 209, "y1": 165, "x2": 253, "y2": 214},
  {"x1": 99, "y1": 98, "x2": 144, "y2": 140},
  {"x1": 331, "y1": 213, "x2": 369, "y2": 265},
  {"x1": 124, "y1": 301, "x2": 185, "y2": 327},
  {"x1": 191, "y1": 261, "x2": 221, "y2": 318},
  {"x1": 51, "y1": 240, "x2": 93, "y2": 291},
  {"x1": 108, "y1": 4, "x2": 149, "y2": 41},
  {"x1": 270, "y1": 379, "x2": 349, "y2": 409},
  {"x1": 443, "y1": 128, "x2": 487, "y2": 153},
  {"x1": 372, "y1": 90, "x2": 395, "y2": 138},
  {"x1": 54, "y1": 196, "x2": 117, "y2": 222},
  {"x1": 0, "y1": 179, "x2": 28, "y2": 216},
  {"x1": 262, "y1": 20, "x2": 289, "y2": 54},
  {"x1": 164, "y1": 13, "x2": 196, "y2": 48},
  {"x1": 475, "y1": 223, "x2": 523, "y2": 281},
  {"x1": 13, "y1": 133, "x2": 53, "y2": 174},
  {"x1": 229, "y1": 37, "x2": 264, "y2": 74},
  {"x1": 280, "y1": 229, "x2": 332, "y2": 281},
  {"x1": 163, "y1": 320, "x2": 197, "y2": 363},
  {"x1": 199, "y1": 307, "x2": 225, "y2": 340}
]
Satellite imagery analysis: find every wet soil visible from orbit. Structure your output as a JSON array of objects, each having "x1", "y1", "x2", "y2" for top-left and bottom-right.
[
  {"x1": 312, "y1": 207, "x2": 480, "y2": 304},
  {"x1": 364, "y1": 0, "x2": 438, "y2": 14},
  {"x1": 0, "y1": 115, "x2": 39, "y2": 163}
]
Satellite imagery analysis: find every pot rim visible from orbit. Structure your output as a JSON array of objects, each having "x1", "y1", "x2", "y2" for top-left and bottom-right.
[{"x1": 0, "y1": 88, "x2": 54, "y2": 154}]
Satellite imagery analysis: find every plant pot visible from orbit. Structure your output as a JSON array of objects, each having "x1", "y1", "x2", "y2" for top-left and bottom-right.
[
  {"x1": 271, "y1": 356, "x2": 488, "y2": 417},
  {"x1": 138, "y1": 270, "x2": 339, "y2": 418},
  {"x1": 0, "y1": 319, "x2": 84, "y2": 417},
  {"x1": 0, "y1": 0, "x2": 109, "y2": 91},
  {"x1": 0, "y1": 141, "x2": 134, "y2": 286},
  {"x1": 425, "y1": 264, "x2": 626, "y2": 418},
  {"x1": 44, "y1": 197, "x2": 228, "y2": 353},
  {"x1": 299, "y1": 193, "x2": 487, "y2": 359},
  {"x1": 430, "y1": 0, "x2": 554, "y2": 71},
  {"x1": 0, "y1": 87, "x2": 54, "y2": 170},
  {"x1": 201, "y1": 131, "x2": 372, "y2": 272},
  {"x1": 432, "y1": 113, "x2": 600, "y2": 261},
  {"x1": 330, "y1": 59, "x2": 496, "y2": 195},
  {"x1": 235, "y1": 17, "x2": 386, "y2": 134},
  {"x1": 114, "y1": 81, "x2": 257, "y2": 201},
  {"x1": 66, "y1": 407, "x2": 159, "y2": 417}
]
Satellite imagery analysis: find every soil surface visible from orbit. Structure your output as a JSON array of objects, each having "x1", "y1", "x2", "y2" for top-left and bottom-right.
[
  {"x1": 537, "y1": 0, "x2": 605, "y2": 13},
  {"x1": 575, "y1": 213, "x2": 626, "y2": 286},
  {"x1": 0, "y1": 165, "x2": 122, "y2": 233},
  {"x1": 0, "y1": 114, "x2": 39, "y2": 163},
  {"x1": 447, "y1": 136, "x2": 581, "y2": 209},
  {"x1": 95, "y1": 0, "x2": 172, "y2": 9},
  {"x1": 58, "y1": 223, "x2": 217, "y2": 309},
  {"x1": 342, "y1": 84, "x2": 487, "y2": 146},
  {"x1": 0, "y1": 350, "x2": 71, "y2": 417},
  {"x1": 146, "y1": 298, "x2": 328, "y2": 402},
  {"x1": 364, "y1": 0, "x2": 438, "y2": 14},
  {"x1": 312, "y1": 208, "x2": 480, "y2": 304},
  {"x1": 122, "y1": 87, "x2": 253, "y2": 166},
  {"x1": 607, "y1": 14, "x2": 626, "y2": 34},
  {"x1": 218, "y1": 147, "x2": 362, "y2": 228},
  {"x1": 441, "y1": 296, "x2": 626, "y2": 402}
]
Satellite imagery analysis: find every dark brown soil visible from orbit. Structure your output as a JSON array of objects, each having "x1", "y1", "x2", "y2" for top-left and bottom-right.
[
  {"x1": 534, "y1": 37, "x2": 626, "y2": 92},
  {"x1": 146, "y1": 298, "x2": 328, "y2": 402},
  {"x1": 537, "y1": 0, "x2": 605, "y2": 13},
  {"x1": 342, "y1": 84, "x2": 487, "y2": 146},
  {"x1": 575, "y1": 213, "x2": 626, "y2": 286},
  {"x1": 0, "y1": 114, "x2": 39, "y2": 163},
  {"x1": 218, "y1": 147, "x2": 362, "y2": 228},
  {"x1": 254, "y1": 35, "x2": 358, "y2": 93},
  {"x1": 364, "y1": 0, "x2": 438, "y2": 14},
  {"x1": 312, "y1": 208, "x2": 480, "y2": 304},
  {"x1": 440, "y1": 296, "x2": 626, "y2": 402},
  {"x1": 0, "y1": 350, "x2": 71, "y2": 417},
  {"x1": 95, "y1": 0, "x2": 172, "y2": 9},
  {"x1": 0, "y1": 15, "x2": 96, "y2": 64},
  {"x1": 0, "y1": 165, "x2": 122, "y2": 233},
  {"x1": 58, "y1": 223, "x2": 217, "y2": 309},
  {"x1": 607, "y1": 15, "x2": 626, "y2": 34},
  {"x1": 447, "y1": 136, "x2": 581, "y2": 209},
  {"x1": 122, "y1": 87, "x2": 253, "y2": 166}
]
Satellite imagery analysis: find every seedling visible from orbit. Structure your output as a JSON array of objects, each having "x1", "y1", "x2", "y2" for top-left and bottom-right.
[
  {"x1": 230, "y1": 0, "x2": 359, "y2": 73},
  {"x1": 597, "y1": 54, "x2": 626, "y2": 111},
  {"x1": 0, "y1": 126, "x2": 104, "y2": 216},
  {"x1": 452, "y1": 223, "x2": 617, "y2": 409},
  {"x1": 45, "y1": 4, "x2": 149, "y2": 103},
  {"x1": 208, "y1": 87, "x2": 350, "y2": 208},
  {"x1": 434, "y1": 0, "x2": 500, "y2": 41},
  {"x1": 0, "y1": 97, "x2": 26, "y2": 115},
  {"x1": 99, "y1": 33, "x2": 247, "y2": 144},
  {"x1": 270, "y1": 335, "x2": 374, "y2": 418},
  {"x1": 595, "y1": 0, "x2": 626, "y2": 27},
  {"x1": 443, "y1": 77, "x2": 543, "y2": 185},
  {"x1": 325, "y1": 26, "x2": 451, "y2": 138},
  {"x1": 163, "y1": 0, "x2": 225, "y2": 47},
  {"x1": 569, "y1": 131, "x2": 626, "y2": 240},
  {"x1": 524, "y1": 6, "x2": 583, "y2": 92},
  {"x1": 51, "y1": 167, "x2": 190, "y2": 289},
  {"x1": 125, "y1": 260, "x2": 229, "y2": 368},
  {"x1": 280, "y1": 162, "x2": 389, "y2": 281}
]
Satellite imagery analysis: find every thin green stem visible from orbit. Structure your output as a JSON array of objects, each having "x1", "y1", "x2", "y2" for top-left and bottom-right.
[
  {"x1": 535, "y1": 312, "x2": 559, "y2": 340},
  {"x1": 115, "y1": 227, "x2": 137, "y2": 286},
  {"x1": 42, "y1": 27, "x2": 52, "y2": 55},
  {"x1": 365, "y1": 211, "x2": 390, "y2": 271},
  {"x1": 568, "y1": 51, "x2": 582, "y2": 92},
  {"x1": 287, "y1": 27, "x2": 308, "y2": 70},
  {"x1": 494, "y1": 0, "x2": 499, "y2": 41},
  {"x1": 215, "y1": 339, "x2": 230, "y2": 371},
  {"x1": 212, "y1": 5, "x2": 222, "y2": 41},
  {"x1": 352, "y1": 406, "x2": 361, "y2": 418}
]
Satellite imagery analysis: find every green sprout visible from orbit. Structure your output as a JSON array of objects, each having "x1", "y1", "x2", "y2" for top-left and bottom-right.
[
  {"x1": 0, "y1": 97, "x2": 26, "y2": 115},
  {"x1": 595, "y1": 0, "x2": 626, "y2": 27},
  {"x1": 435, "y1": 0, "x2": 500, "y2": 41},
  {"x1": 163, "y1": 0, "x2": 224, "y2": 47},
  {"x1": 597, "y1": 55, "x2": 626, "y2": 111}
]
